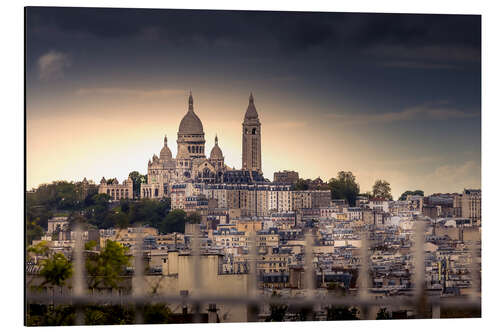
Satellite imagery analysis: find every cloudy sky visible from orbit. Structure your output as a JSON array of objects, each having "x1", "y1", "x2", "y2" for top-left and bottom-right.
[{"x1": 26, "y1": 7, "x2": 481, "y2": 197}]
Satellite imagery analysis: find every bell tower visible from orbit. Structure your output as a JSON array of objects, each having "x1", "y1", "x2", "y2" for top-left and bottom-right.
[{"x1": 242, "y1": 93, "x2": 262, "y2": 173}]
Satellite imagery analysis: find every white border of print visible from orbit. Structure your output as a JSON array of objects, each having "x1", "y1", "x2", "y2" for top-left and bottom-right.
[{"x1": 2, "y1": 1, "x2": 497, "y2": 332}]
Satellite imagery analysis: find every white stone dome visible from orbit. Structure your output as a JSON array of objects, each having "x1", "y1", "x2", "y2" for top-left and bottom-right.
[
  {"x1": 210, "y1": 136, "x2": 223, "y2": 160},
  {"x1": 178, "y1": 92, "x2": 204, "y2": 135},
  {"x1": 160, "y1": 136, "x2": 172, "y2": 160}
]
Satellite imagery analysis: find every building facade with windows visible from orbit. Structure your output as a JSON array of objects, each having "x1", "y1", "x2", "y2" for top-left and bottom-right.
[
  {"x1": 140, "y1": 92, "x2": 263, "y2": 200},
  {"x1": 98, "y1": 177, "x2": 133, "y2": 201}
]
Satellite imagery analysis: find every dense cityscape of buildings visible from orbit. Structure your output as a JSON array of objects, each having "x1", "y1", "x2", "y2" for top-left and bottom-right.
[{"x1": 27, "y1": 93, "x2": 481, "y2": 322}]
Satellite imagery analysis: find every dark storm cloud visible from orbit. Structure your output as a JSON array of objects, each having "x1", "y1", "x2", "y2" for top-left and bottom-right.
[
  {"x1": 27, "y1": 7, "x2": 480, "y2": 59},
  {"x1": 25, "y1": 7, "x2": 481, "y2": 193},
  {"x1": 348, "y1": 14, "x2": 480, "y2": 48}
]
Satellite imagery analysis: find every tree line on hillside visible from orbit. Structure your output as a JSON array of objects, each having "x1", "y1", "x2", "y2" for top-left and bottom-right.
[
  {"x1": 292, "y1": 171, "x2": 424, "y2": 206},
  {"x1": 26, "y1": 170, "x2": 422, "y2": 245},
  {"x1": 26, "y1": 176, "x2": 200, "y2": 246},
  {"x1": 291, "y1": 171, "x2": 393, "y2": 206}
]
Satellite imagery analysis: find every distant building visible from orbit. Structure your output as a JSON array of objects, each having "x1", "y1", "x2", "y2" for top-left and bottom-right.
[
  {"x1": 406, "y1": 195, "x2": 424, "y2": 212},
  {"x1": 356, "y1": 196, "x2": 369, "y2": 208},
  {"x1": 309, "y1": 177, "x2": 329, "y2": 190},
  {"x1": 291, "y1": 190, "x2": 331, "y2": 210},
  {"x1": 368, "y1": 198, "x2": 390, "y2": 213},
  {"x1": 139, "y1": 92, "x2": 262, "y2": 200},
  {"x1": 242, "y1": 93, "x2": 262, "y2": 173},
  {"x1": 47, "y1": 216, "x2": 69, "y2": 234},
  {"x1": 75, "y1": 177, "x2": 98, "y2": 200},
  {"x1": 98, "y1": 177, "x2": 133, "y2": 201},
  {"x1": 273, "y1": 170, "x2": 299, "y2": 184},
  {"x1": 185, "y1": 195, "x2": 209, "y2": 213},
  {"x1": 460, "y1": 189, "x2": 481, "y2": 224},
  {"x1": 423, "y1": 205, "x2": 441, "y2": 219},
  {"x1": 331, "y1": 199, "x2": 349, "y2": 210}
]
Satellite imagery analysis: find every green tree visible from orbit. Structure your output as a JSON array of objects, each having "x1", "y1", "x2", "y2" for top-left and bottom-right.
[
  {"x1": 128, "y1": 171, "x2": 147, "y2": 199},
  {"x1": 359, "y1": 192, "x2": 372, "y2": 199},
  {"x1": 39, "y1": 253, "x2": 73, "y2": 289},
  {"x1": 120, "y1": 200, "x2": 130, "y2": 214},
  {"x1": 67, "y1": 211, "x2": 87, "y2": 230},
  {"x1": 26, "y1": 305, "x2": 76, "y2": 326},
  {"x1": 127, "y1": 198, "x2": 170, "y2": 229},
  {"x1": 83, "y1": 305, "x2": 135, "y2": 325},
  {"x1": 29, "y1": 244, "x2": 73, "y2": 305},
  {"x1": 266, "y1": 292, "x2": 288, "y2": 322},
  {"x1": 143, "y1": 304, "x2": 172, "y2": 324},
  {"x1": 28, "y1": 240, "x2": 50, "y2": 257},
  {"x1": 86, "y1": 240, "x2": 130, "y2": 289},
  {"x1": 82, "y1": 193, "x2": 111, "y2": 228},
  {"x1": 328, "y1": 171, "x2": 360, "y2": 206},
  {"x1": 326, "y1": 282, "x2": 346, "y2": 296},
  {"x1": 112, "y1": 210, "x2": 130, "y2": 230},
  {"x1": 160, "y1": 209, "x2": 187, "y2": 234},
  {"x1": 398, "y1": 190, "x2": 424, "y2": 201},
  {"x1": 326, "y1": 306, "x2": 359, "y2": 320},
  {"x1": 376, "y1": 307, "x2": 391, "y2": 319},
  {"x1": 26, "y1": 203, "x2": 52, "y2": 230},
  {"x1": 186, "y1": 211, "x2": 201, "y2": 225},
  {"x1": 32, "y1": 181, "x2": 79, "y2": 211},
  {"x1": 26, "y1": 220, "x2": 45, "y2": 246},
  {"x1": 292, "y1": 178, "x2": 309, "y2": 191},
  {"x1": 372, "y1": 179, "x2": 393, "y2": 200}
]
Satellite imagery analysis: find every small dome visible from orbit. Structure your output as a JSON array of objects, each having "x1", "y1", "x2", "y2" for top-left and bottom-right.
[
  {"x1": 178, "y1": 92, "x2": 204, "y2": 135},
  {"x1": 210, "y1": 135, "x2": 224, "y2": 160},
  {"x1": 244, "y1": 93, "x2": 259, "y2": 120},
  {"x1": 160, "y1": 135, "x2": 172, "y2": 160}
]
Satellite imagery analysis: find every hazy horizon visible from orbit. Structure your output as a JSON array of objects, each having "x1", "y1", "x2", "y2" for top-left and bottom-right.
[{"x1": 26, "y1": 7, "x2": 481, "y2": 197}]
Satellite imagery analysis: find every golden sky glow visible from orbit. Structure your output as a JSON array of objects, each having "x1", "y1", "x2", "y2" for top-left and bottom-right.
[
  {"x1": 26, "y1": 8, "x2": 481, "y2": 197},
  {"x1": 27, "y1": 87, "x2": 480, "y2": 197}
]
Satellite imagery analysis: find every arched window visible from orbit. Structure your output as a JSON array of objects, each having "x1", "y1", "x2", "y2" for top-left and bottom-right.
[
  {"x1": 252, "y1": 128, "x2": 256, "y2": 135},
  {"x1": 203, "y1": 168, "x2": 209, "y2": 178}
]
